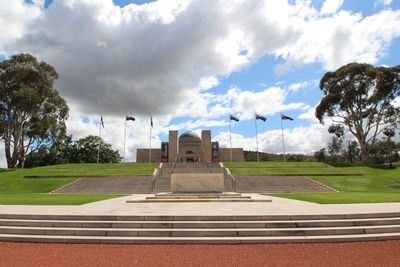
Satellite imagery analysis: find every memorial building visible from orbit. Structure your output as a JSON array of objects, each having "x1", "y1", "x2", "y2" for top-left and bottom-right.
[{"x1": 136, "y1": 130, "x2": 244, "y2": 163}]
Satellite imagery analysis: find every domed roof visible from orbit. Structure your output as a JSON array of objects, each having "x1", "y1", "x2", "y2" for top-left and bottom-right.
[{"x1": 179, "y1": 131, "x2": 200, "y2": 140}]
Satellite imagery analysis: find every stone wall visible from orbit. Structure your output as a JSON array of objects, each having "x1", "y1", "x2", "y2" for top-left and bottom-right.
[
  {"x1": 219, "y1": 148, "x2": 244, "y2": 162},
  {"x1": 201, "y1": 130, "x2": 212, "y2": 162},
  {"x1": 168, "y1": 130, "x2": 178, "y2": 162},
  {"x1": 137, "y1": 148, "x2": 161, "y2": 163}
]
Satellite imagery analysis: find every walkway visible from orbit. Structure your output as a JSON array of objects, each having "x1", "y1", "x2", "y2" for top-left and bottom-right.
[{"x1": 0, "y1": 194, "x2": 399, "y2": 216}]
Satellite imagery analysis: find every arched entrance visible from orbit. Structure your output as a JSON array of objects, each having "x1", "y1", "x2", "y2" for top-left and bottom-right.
[{"x1": 179, "y1": 131, "x2": 202, "y2": 162}]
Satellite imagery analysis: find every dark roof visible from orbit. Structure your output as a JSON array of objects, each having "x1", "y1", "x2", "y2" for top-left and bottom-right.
[{"x1": 179, "y1": 131, "x2": 200, "y2": 139}]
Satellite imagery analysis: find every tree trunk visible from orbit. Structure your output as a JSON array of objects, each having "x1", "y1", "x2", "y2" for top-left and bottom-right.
[
  {"x1": 359, "y1": 141, "x2": 369, "y2": 163},
  {"x1": 3, "y1": 128, "x2": 18, "y2": 168}
]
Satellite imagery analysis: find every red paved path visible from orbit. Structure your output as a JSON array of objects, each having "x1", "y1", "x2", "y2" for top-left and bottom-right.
[{"x1": 1, "y1": 241, "x2": 399, "y2": 266}]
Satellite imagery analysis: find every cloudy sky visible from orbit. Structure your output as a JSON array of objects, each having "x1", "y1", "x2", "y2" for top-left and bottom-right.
[{"x1": 1, "y1": 0, "x2": 400, "y2": 166}]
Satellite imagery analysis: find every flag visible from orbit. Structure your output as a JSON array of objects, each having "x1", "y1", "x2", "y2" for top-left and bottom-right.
[
  {"x1": 281, "y1": 114, "x2": 294, "y2": 121},
  {"x1": 255, "y1": 113, "x2": 267, "y2": 121},
  {"x1": 100, "y1": 115, "x2": 104, "y2": 128},
  {"x1": 229, "y1": 114, "x2": 240, "y2": 122},
  {"x1": 150, "y1": 116, "x2": 153, "y2": 127},
  {"x1": 126, "y1": 116, "x2": 135, "y2": 121}
]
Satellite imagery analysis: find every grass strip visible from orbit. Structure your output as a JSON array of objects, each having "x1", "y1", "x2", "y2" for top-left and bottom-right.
[{"x1": 0, "y1": 194, "x2": 125, "y2": 205}]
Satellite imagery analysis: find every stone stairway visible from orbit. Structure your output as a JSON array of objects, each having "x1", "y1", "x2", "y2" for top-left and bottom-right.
[
  {"x1": 233, "y1": 175, "x2": 335, "y2": 193},
  {"x1": 1, "y1": 213, "x2": 400, "y2": 244}
]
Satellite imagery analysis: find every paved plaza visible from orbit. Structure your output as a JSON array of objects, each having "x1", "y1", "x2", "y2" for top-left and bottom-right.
[{"x1": 1, "y1": 194, "x2": 399, "y2": 216}]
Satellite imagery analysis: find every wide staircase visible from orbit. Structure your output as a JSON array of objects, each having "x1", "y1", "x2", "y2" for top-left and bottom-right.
[
  {"x1": 1, "y1": 213, "x2": 400, "y2": 244},
  {"x1": 233, "y1": 175, "x2": 334, "y2": 193}
]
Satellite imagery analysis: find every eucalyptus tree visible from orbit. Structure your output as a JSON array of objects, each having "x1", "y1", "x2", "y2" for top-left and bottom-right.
[
  {"x1": 316, "y1": 63, "x2": 400, "y2": 163},
  {"x1": 0, "y1": 54, "x2": 69, "y2": 168}
]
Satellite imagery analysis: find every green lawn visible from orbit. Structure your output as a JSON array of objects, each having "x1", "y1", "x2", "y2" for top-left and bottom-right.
[
  {"x1": 223, "y1": 161, "x2": 331, "y2": 168},
  {"x1": 0, "y1": 163, "x2": 157, "y2": 205},
  {"x1": 0, "y1": 194, "x2": 125, "y2": 205},
  {"x1": 272, "y1": 192, "x2": 400, "y2": 204},
  {"x1": 225, "y1": 162, "x2": 400, "y2": 204}
]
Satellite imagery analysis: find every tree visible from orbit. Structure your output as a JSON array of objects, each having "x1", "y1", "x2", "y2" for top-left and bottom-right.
[
  {"x1": 314, "y1": 148, "x2": 326, "y2": 162},
  {"x1": 369, "y1": 129, "x2": 399, "y2": 167},
  {"x1": 316, "y1": 63, "x2": 400, "y2": 163},
  {"x1": 25, "y1": 135, "x2": 121, "y2": 167},
  {"x1": 347, "y1": 140, "x2": 360, "y2": 163},
  {"x1": 0, "y1": 54, "x2": 69, "y2": 168},
  {"x1": 327, "y1": 136, "x2": 343, "y2": 162},
  {"x1": 74, "y1": 135, "x2": 120, "y2": 163},
  {"x1": 25, "y1": 135, "x2": 75, "y2": 167}
]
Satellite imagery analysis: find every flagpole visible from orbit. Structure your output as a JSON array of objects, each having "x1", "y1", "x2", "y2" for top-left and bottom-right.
[
  {"x1": 280, "y1": 115, "x2": 287, "y2": 162},
  {"x1": 96, "y1": 117, "x2": 102, "y2": 164},
  {"x1": 149, "y1": 117, "x2": 152, "y2": 163},
  {"x1": 229, "y1": 117, "x2": 233, "y2": 162},
  {"x1": 255, "y1": 116, "x2": 259, "y2": 162},
  {"x1": 123, "y1": 117, "x2": 127, "y2": 162}
]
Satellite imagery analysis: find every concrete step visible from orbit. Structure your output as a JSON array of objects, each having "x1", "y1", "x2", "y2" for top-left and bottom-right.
[
  {"x1": 1, "y1": 212, "x2": 400, "y2": 243},
  {"x1": 2, "y1": 217, "x2": 400, "y2": 228},
  {"x1": 126, "y1": 199, "x2": 271, "y2": 203},
  {"x1": 2, "y1": 213, "x2": 400, "y2": 221},
  {"x1": 1, "y1": 225, "x2": 400, "y2": 237},
  {"x1": 1, "y1": 232, "x2": 400, "y2": 244}
]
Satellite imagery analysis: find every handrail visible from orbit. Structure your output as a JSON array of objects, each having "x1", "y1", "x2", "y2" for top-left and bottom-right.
[
  {"x1": 205, "y1": 158, "x2": 212, "y2": 173},
  {"x1": 151, "y1": 163, "x2": 163, "y2": 192},
  {"x1": 171, "y1": 155, "x2": 178, "y2": 174},
  {"x1": 223, "y1": 167, "x2": 236, "y2": 192}
]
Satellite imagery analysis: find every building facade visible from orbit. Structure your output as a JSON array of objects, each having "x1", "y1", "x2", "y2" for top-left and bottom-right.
[{"x1": 136, "y1": 130, "x2": 244, "y2": 163}]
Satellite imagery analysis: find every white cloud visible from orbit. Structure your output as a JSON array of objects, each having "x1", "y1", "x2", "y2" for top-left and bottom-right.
[
  {"x1": 230, "y1": 86, "x2": 307, "y2": 120},
  {"x1": 1, "y1": 0, "x2": 400, "y2": 166},
  {"x1": 66, "y1": 105, "x2": 164, "y2": 162},
  {"x1": 199, "y1": 76, "x2": 219, "y2": 91},
  {"x1": 288, "y1": 80, "x2": 318, "y2": 92},
  {"x1": 0, "y1": 0, "x2": 43, "y2": 54},
  {"x1": 377, "y1": 0, "x2": 393, "y2": 6},
  {"x1": 1, "y1": 0, "x2": 398, "y2": 116},
  {"x1": 213, "y1": 123, "x2": 331, "y2": 154},
  {"x1": 172, "y1": 85, "x2": 308, "y2": 122},
  {"x1": 276, "y1": 9, "x2": 400, "y2": 72},
  {"x1": 320, "y1": 0, "x2": 344, "y2": 15},
  {"x1": 298, "y1": 105, "x2": 318, "y2": 121}
]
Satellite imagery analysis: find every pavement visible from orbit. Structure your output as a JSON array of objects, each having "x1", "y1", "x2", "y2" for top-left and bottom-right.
[{"x1": 1, "y1": 194, "x2": 400, "y2": 216}]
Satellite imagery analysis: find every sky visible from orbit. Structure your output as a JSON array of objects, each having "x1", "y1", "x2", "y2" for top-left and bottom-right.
[{"x1": 0, "y1": 0, "x2": 400, "y2": 166}]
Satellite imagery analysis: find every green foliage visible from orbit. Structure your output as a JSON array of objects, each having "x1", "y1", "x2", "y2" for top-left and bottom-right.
[
  {"x1": 0, "y1": 54, "x2": 69, "y2": 168},
  {"x1": 369, "y1": 139, "x2": 400, "y2": 166},
  {"x1": 313, "y1": 148, "x2": 326, "y2": 162},
  {"x1": 316, "y1": 63, "x2": 400, "y2": 162},
  {"x1": 25, "y1": 135, "x2": 121, "y2": 167},
  {"x1": 327, "y1": 136, "x2": 343, "y2": 158},
  {"x1": 272, "y1": 192, "x2": 400, "y2": 204},
  {"x1": 73, "y1": 135, "x2": 120, "y2": 163},
  {"x1": 224, "y1": 161, "x2": 330, "y2": 168},
  {"x1": 244, "y1": 151, "x2": 314, "y2": 162}
]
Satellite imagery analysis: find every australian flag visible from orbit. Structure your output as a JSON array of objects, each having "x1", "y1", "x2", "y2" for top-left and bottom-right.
[
  {"x1": 255, "y1": 113, "x2": 267, "y2": 122},
  {"x1": 126, "y1": 116, "x2": 135, "y2": 121},
  {"x1": 281, "y1": 114, "x2": 294, "y2": 121},
  {"x1": 229, "y1": 114, "x2": 240, "y2": 122}
]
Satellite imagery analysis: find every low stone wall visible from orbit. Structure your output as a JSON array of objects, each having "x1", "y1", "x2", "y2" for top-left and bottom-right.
[
  {"x1": 219, "y1": 148, "x2": 244, "y2": 162},
  {"x1": 137, "y1": 149, "x2": 161, "y2": 163},
  {"x1": 171, "y1": 173, "x2": 224, "y2": 192}
]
